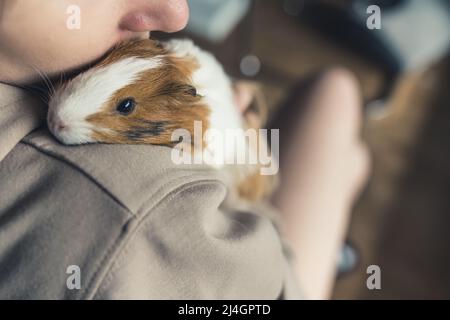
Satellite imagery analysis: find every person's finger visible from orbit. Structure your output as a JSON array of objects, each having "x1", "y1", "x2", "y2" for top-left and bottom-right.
[
  {"x1": 348, "y1": 141, "x2": 371, "y2": 202},
  {"x1": 233, "y1": 81, "x2": 256, "y2": 114}
]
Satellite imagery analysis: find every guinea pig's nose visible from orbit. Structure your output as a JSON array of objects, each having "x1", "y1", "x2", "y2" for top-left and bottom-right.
[{"x1": 51, "y1": 118, "x2": 68, "y2": 131}]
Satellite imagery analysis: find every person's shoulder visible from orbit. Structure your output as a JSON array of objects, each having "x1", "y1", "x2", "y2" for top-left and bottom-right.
[
  {"x1": 22, "y1": 128, "x2": 224, "y2": 214},
  {"x1": 0, "y1": 128, "x2": 231, "y2": 299},
  {"x1": 7, "y1": 129, "x2": 290, "y2": 299}
]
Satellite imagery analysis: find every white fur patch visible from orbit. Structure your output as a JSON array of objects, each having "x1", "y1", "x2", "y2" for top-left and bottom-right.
[
  {"x1": 48, "y1": 56, "x2": 162, "y2": 145},
  {"x1": 165, "y1": 39, "x2": 245, "y2": 165}
]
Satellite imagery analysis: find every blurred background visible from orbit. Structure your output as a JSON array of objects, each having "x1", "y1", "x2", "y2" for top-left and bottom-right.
[{"x1": 156, "y1": 0, "x2": 450, "y2": 299}]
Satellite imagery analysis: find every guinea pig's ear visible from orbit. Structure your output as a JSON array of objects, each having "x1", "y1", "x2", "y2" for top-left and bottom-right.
[
  {"x1": 161, "y1": 83, "x2": 201, "y2": 99},
  {"x1": 153, "y1": 39, "x2": 164, "y2": 49}
]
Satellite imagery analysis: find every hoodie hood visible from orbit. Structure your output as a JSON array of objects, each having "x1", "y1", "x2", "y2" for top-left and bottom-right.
[{"x1": 0, "y1": 82, "x2": 46, "y2": 162}]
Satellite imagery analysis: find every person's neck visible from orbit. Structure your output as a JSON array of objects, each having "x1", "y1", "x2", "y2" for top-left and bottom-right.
[{"x1": 0, "y1": 60, "x2": 34, "y2": 86}]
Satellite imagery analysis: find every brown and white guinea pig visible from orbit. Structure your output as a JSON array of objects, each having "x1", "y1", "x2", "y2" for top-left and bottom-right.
[{"x1": 47, "y1": 38, "x2": 274, "y2": 201}]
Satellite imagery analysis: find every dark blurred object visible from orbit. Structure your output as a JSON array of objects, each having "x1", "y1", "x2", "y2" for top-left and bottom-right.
[
  {"x1": 295, "y1": 0, "x2": 404, "y2": 100},
  {"x1": 363, "y1": 0, "x2": 406, "y2": 8},
  {"x1": 292, "y1": 0, "x2": 450, "y2": 103}
]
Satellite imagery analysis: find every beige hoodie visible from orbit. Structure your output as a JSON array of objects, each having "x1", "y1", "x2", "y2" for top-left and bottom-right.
[{"x1": 0, "y1": 82, "x2": 301, "y2": 299}]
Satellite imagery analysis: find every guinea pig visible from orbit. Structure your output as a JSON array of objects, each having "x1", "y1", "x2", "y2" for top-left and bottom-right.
[{"x1": 47, "y1": 38, "x2": 274, "y2": 201}]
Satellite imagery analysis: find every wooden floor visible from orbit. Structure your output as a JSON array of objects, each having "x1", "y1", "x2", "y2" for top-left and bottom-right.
[
  {"x1": 165, "y1": 0, "x2": 450, "y2": 299},
  {"x1": 335, "y1": 56, "x2": 450, "y2": 299}
]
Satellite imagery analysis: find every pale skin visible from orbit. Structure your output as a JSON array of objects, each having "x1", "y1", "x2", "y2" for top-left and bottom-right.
[{"x1": 0, "y1": 0, "x2": 369, "y2": 299}]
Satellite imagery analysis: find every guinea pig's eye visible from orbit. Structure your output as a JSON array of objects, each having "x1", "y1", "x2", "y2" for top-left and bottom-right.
[
  {"x1": 186, "y1": 86, "x2": 197, "y2": 97},
  {"x1": 116, "y1": 98, "x2": 136, "y2": 115}
]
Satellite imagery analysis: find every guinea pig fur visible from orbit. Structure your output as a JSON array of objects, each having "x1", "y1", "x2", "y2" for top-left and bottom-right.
[{"x1": 47, "y1": 39, "x2": 273, "y2": 201}]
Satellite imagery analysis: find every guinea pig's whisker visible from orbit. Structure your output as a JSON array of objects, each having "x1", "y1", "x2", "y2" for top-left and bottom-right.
[
  {"x1": 32, "y1": 66, "x2": 50, "y2": 91},
  {"x1": 58, "y1": 72, "x2": 66, "y2": 88},
  {"x1": 45, "y1": 72, "x2": 56, "y2": 97},
  {"x1": 20, "y1": 84, "x2": 50, "y2": 105},
  {"x1": 28, "y1": 64, "x2": 56, "y2": 104}
]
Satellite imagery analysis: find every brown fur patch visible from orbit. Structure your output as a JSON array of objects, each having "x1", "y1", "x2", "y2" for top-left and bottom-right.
[
  {"x1": 96, "y1": 39, "x2": 167, "y2": 67},
  {"x1": 86, "y1": 39, "x2": 209, "y2": 150},
  {"x1": 237, "y1": 171, "x2": 276, "y2": 202}
]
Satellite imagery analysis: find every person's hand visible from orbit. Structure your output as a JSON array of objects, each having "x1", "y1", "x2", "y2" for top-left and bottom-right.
[
  {"x1": 234, "y1": 81, "x2": 256, "y2": 113},
  {"x1": 233, "y1": 80, "x2": 268, "y2": 129}
]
